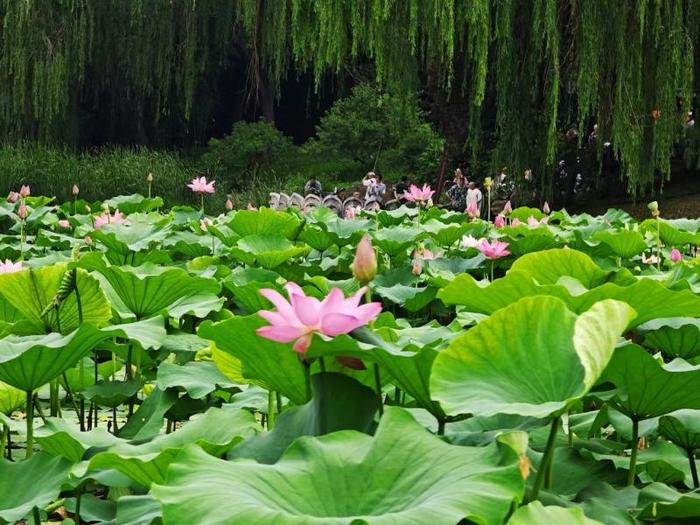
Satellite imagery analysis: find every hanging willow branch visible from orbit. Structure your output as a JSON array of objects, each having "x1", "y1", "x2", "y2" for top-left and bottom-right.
[{"x1": 0, "y1": 0, "x2": 697, "y2": 195}]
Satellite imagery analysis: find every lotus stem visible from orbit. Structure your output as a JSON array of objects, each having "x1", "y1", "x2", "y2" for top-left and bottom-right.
[
  {"x1": 25, "y1": 390, "x2": 34, "y2": 458},
  {"x1": 33, "y1": 506, "x2": 41, "y2": 525},
  {"x1": 437, "y1": 418, "x2": 446, "y2": 436},
  {"x1": 302, "y1": 360, "x2": 312, "y2": 401},
  {"x1": 267, "y1": 390, "x2": 276, "y2": 430},
  {"x1": 319, "y1": 357, "x2": 326, "y2": 372},
  {"x1": 275, "y1": 392, "x2": 282, "y2": 414},
  {"x1": 688, "y1": 448, "x2": 699, "y2": 488},
  {"x1": 627, "y1": 418, "x2": 640, "y2": 486},
  {"x1": 0, "y1": 423, "x2": 7, "y2": 459},
  {"x1": 373, "y1": 363, "x2": 384, "y2": 416},
  {"x1": 529, "y1": 416, "x2": 559, "y2": 502},
  {"x1": 75, "y1": 482, "x2": 83, "y2": 524}
]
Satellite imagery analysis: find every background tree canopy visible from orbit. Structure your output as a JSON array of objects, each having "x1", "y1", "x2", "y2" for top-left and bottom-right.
[{"x1": 0, "y1": 0, "x2": 698, "y2": 197}]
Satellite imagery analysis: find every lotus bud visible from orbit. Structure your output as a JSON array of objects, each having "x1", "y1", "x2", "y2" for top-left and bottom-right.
[
  {"x1": 511, "y1": 218, "x2": 521, "y2": 227},
  {"x1": 85, "y1": 205, "x2": 92, "y2": 213},
  {"x1": 503, "y1": 200, "x2": 512, "y2": 215},
  {"x1": 352, "y1": 235, "x2": 377, "y2": 285},
  {"x1": 72, "y1": 184, "x2": 80, "y2": 196},
  {"x1": 412, "y1": 257, "x2": 423, "y2": 276},
  {"x1": 494, "y1": 214, "x2": 505, "y2": 228},
  {"x1": 484, "y1": 176, "x2": 493, "y2": 191},
  {"x1": 651, "y1": 109, "x2": 661, "y2": 120},
  {"x1": 670, "y1": 248, "x2": 682, "y2": 263},
  {"x1": 647, "y1": 201, "x2": 660, "y2": 218},
  {"x1": 7, "y1": 191, "x2": 19, "y2": 203},
  {"x1": 102, "y1": 202, "x2": 110, "y2": 213},
  {"x1": 225, "y1": 198, "x2": 234, "y2": 211},
  {"x1": 19, "y1": 185, "x2": 30, "y2": 198},
  {"x1": 147, "y1": 172, "x2": 154, "y2": 183},
  {"x1": 58, "y1": 219, "x2": 70, "y2": 229},
  {"x1": 18, "y1": 203, "x2": 28, "y2": 220},
  {"x1": 542, "y1": 201, "x2": 550, "y2": 214},
  {"x1": 84, "y1": 235, "x2": 93, "y2": 246}
]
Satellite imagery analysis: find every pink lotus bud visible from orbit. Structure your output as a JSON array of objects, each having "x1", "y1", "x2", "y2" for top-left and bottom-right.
[
  {"x1": 542, "y1": 201, "x2": 550, "y2": 214},
  {"x1": 19, "y1": 185, "x2": 30, "y2": 198},
  {"x1": 7, "y1": 192, "x2": 19, "y2": 203},
  {"x1": 18, "y1": 203, "x2": 28, "y2": 220},
  {"x1": 412, "y1": 257, "x2": 423, "y2": 275},
  {"x1": 84, "y1": 236, "x2": 93, "y2": 245},
  {"x1": 494, "y1": 215, "x2": 505, "y2": 228},
  {"x1": 344, "y1": 206, "x2": 356, "y2": 219},
  {"x1": 527, "y1": 216, "x2": 539, "y2": 226},
  {"x1": 225, "y1": 198, "x2": 234, "y2": 211},
  {"x1": 670, "y1": 248, "x2": 682, "y2": 263},
  {"x1": 72, "y1": 184, "x2": 80, "y2": 196},
  {"x1": 511, "y1": 218, "x2": 521, "y2": 227},
  {"x1": 58, "y1": 219, "x2": 70, "y2": 228},
  {"x1": 352, "y1": 235, "x2": 377, "y2": 284},
  {"x1": 503, "y1": 200, "x2": 512, "y2": 215}
]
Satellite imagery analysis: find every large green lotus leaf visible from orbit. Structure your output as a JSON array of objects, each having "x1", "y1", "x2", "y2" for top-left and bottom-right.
[
  {"x1": 86, "y1": 406, "x2": 259, "y2": 487},
  {"x1": 228, "y1": 208, "x2": 302, "y2": 239},
  {"x1": 0, "y1": 324, "x2": 110, "y2": 391},
  {"x1": 638, "y1": 317, "x2": 700, "y2": 359},
  {"x1": 374, "y1": 206, "x2": 418, "y2": 227},
  {"x1": 591, "y1": 229, "x2": 648, "y2": 258},
  {"x1": 0, "y1": 380, "x2": 23, "y2": 414},
  {"x1": 636, "y1": 482, "x2": 700, "y2": 520},
  {"x1": 373, "y1": 283, "x2": 437, "y2": 312},
  {"x1": 231, "y1": 234, "x2": 309, "y2": 269},
  {"x1": 161, "y1": 230, "x2": 213, "y2": 258},
  {"x1": 431, "y1": 297, "x2": 634, "y2": 418},
  {"x1": 157, "y1": 361, "x2": 237, "y2": 399},
  {"x1": 82, "y1": 379, "x2": 143, "y2": 408},
  {"x1": 298, "y1": 224, "x2": 336, "y2": 251},
  {"x1": 35, "y1": 417, "x2": 119, "y2": 463},
  {"x1": 370, "y1": 226, "x2": 425, "y2": 256},
  {"x1": 101, "y1": 316, "x2": 167, "y2": 350},
  {"x1": 199, "y1": 315, "x2": 309, "y2": 405},
  {"x1": 509, "y1": 248, "x2": 610, "y2": 288},
  {"x1": 91, "y1": 213, "x2": 172, "y2": 254},
  {"x1": 231, "y1": 372, "x2": 379, "y2": 464},
  {"x1": 598, "y1": 344, "x2": 700, "y2": 419},
  {"x1": 0, "y1": 264, "x2": 111, "y2": 333},
  {"x1": 439, "y1": 271, "x2": 700, "y2": 328},
  {"x1": 506, "y1": 232, "x2": 560, "y2": 257},
  {"x1": 510, "y1": 206, "x2": 546, "y2": 221},
  {"x1": 117, "y1": 387, "x2": 179, "y2": 440},
  {"x1": 321, "y1": 217, "x2": 374, "y2": 245},
  {"x1": 78, "y1": 255, "x2": 221, "y2": 319},
  {"x1": 0, "y1": 452, "x2": 74, "y2": 524},
  {"x1": 152, "y1": 407, "x2": 524, "y2": 525},
  {"x1": 113, "y1": 495, "x2": 162, "y2": 525},
  {"x1": 659, "y1": 410, "x2": 700, "y2": 450},
  {"x1": 104, "y1": 194, "x2": 164, "y2": 215},
  {"x1": 656, "y1": 220, "x2": 700, "y2": 246},
  {"x1": 508, "y1": 502, "x2": 603, "y2": 525},
  {"x1": 421, "y1": 219, "x2": 471, "y2": 246}
]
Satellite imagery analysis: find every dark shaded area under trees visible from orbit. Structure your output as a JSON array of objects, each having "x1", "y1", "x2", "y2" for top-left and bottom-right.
[{"x1": 0, "y1": 0, "x2": 699, "y2": 202}]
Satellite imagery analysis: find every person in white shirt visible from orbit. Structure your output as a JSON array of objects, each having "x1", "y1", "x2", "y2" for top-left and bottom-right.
[
  {"x1": 466, "y1": 182, "x2": 483, "y2": 217},
  {"x1": 362, "y1": 172, "x2": 386, "y2": 209}
]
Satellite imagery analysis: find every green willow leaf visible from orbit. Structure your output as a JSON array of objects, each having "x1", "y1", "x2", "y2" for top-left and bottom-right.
[
  {"x1": 152, "y1": 407, "x2": 524, "y2": 525},
  {"x1": 431, "y1": 297, "x2": 634, "y2": 418}
]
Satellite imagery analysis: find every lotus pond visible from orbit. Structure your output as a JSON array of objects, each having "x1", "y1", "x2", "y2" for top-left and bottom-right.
[{"x1": 2, "y1": 193, "x2": 700, "y2": 524}]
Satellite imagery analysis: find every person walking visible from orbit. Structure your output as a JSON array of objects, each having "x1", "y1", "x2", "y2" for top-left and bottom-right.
[{"x1": 362, "y1": 172, "x2": 386, "y2": 210}]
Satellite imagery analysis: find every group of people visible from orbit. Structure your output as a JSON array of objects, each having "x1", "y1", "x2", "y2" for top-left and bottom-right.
[{"x1": 445, "y1": 168, "x2": 483, "y2": 215}]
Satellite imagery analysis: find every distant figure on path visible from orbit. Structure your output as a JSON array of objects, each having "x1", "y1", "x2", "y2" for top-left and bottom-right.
[
  {"x1": 446, "y1": 175, "x2": 468, "y2": 212},
  {"x1": 394, "y1": 175, "x2": 410, "y2": 203},
  {"x1": 304, "y1": 176, "x2": 322, "y2": 196},
  {"x1": 363, "y1": 172, "x2": 386, "y2": 209}
]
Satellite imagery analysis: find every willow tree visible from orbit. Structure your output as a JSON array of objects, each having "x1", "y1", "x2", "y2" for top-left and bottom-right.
[{"x1": 0, "y1": 0, "x2": 698, "y2": 196}]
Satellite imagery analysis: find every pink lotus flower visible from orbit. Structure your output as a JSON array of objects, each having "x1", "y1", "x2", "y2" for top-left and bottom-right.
[
  {"x1": 527, "y1": 216, "x2": 540, "y2": 226},
  {"x1": 511, "y1": 218, "x2": 522, "y2": 227},
  {"x1": 0, "y1": 259, "x2": 22, "y2": 273},
  {"x1": 57, "y1": 220, "x2": 70, "y2": 229},
  {"x1": 503, "y1": 200, "x2": 512, "y2": 215},
  {"x1": 225, "y1": 198, "x2": 234, "y2": 211},
  {"x1": 412, "y1": 257, "x2": 423, "y2": 275},
  {"x1": 466, "y1": 199, "x2": 480, "y2": 219},
  {"x1": 344, "y1": 206, "x2": 357, "y2": 219},
  {"x1": 477, "y1": 239, "x2": 511, "y2": 260},
  {"x1": 461, "y1": 235, "x2": 481, "y2": 249},
  {"x1": 641, "y1": 253, "x2": 659, "y2": 265},
  {"x1": 403, "y1": 184, "x2": 435, "y2": 205},
  {"x1": 257, "y1": 283, "x2": 382, "y2": 354},
  {"x1": 187, "y1": 176, "x2": 216, "y2": 194},
  {"x1": 7, "y1": 192, "x2": 19, "y2": 203},
  {"x1": 200, "y1": 218, "x2": 212, "y2": 231},
  {"x1": 352, "y1": 235, "x2": 377, "y2": 284},
  {"x1": 542, "y1": 201, "x2": 550, "y2": 214},
  {"x1": 494, "y1": 215, "x2": 506, "y2": 228},
  {"x1": 94, "y1": 210, "x2": 126, "y2": 230},
  {"x1": 19, "y1": 185, "x2": 30, "y2": 198},
  {"x1": 670, "y1": 248, "x2": 682, "y2": 263},
  {"x1": 415, "y1": 247, "x2": 435, "y2": 260},
  {"x1": 18, "y1": 203, "x2": 28, "y2": 220},
  {"x1": 72, "y1": 185, "x2": 80, "y2": 196}
]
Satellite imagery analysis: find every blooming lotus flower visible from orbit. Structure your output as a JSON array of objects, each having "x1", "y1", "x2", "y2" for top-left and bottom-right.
[
  {"x1": 670, "y1": 248, "x2": 682, "y2": 263},
  {"x1": 503, "y1": 200, "x2": 512, "y2": 215},
  {"x1": 403, "y1": 184, "x2": 435, "y2": 205},
  {"x1": 461, "y1": 235, "x2": 481, "y2": 249},
  {"x1": 225, "y1": 198, "x2": 234, "y2": 211},
  {"x1": 494, "y1": 215, "x2": 506, "y2": 228},
  {"x1": 351, "y1": 235, "x2": 377, "y2": 284},
  {"x1": 200, "y1": 218, "x2": 212, "y2": 231},
  {"x1": 412, "y1": 257, "x2": 423, "y2": 275},
  {"x1": 511, "y1": 218, "x2": 522, "y2": 227},
  {"x1": 527, "y1": 216, "x2": 540, "y2": 226},
  {"x1": 94, "y1": 210, "x2": 126, "y2": 230},
  {"x1": 18, "y1": 203, "x2": 28, "y2": 220},
  {"x1": 72, "y1": 185, "x2": 80, "y2": 196},
  {"x1": 477, "y1": 239, "x2": 511, "y2": 260},
  {"x1": 0, "y1": 259, "x2": 22, "y2": 274},
  {"x1": 542, "y1": 201, "x2": 550, "y2": 214},
  {"x1": 19, "y1": 185, "x2": 30, "y2": 198},
  {"x1": 187, "y1": 176, "x2": 215, "y2": 194},
  {"x1": 7, "y1": 192, "x2": 19, "y2": 203},
  {"x1": 641, "y1": 253, "x2": 659, "y2": 265},
  {"x1": 257, "y1": 283, "x2": 382, "y2": 354},
  {"x1": 57, "y1": 220, "x2": 70, "y2": 229}
]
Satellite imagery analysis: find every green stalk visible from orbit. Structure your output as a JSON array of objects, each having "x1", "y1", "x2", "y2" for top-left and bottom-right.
[
  {"x1": 688, "y1": 448, "x2": 699, "y2": 489},
  {"x1": 529, "y1": 416, "x2": 559, "y2": 502},
  {"x1": 373, "y1": 363, "x2": 384, "y2": 416},
  {"x1": 0, "y1": 423, "x2": 7, "y2": 459},
  {"x1": 25, "y1": 390, "x2": 34, "y2": 458},
  {"x1": 32, "y1": 506, "x2": 41, "y2": 525},
  {"x1": 267, "y1": 390, "x2": 276, "y2": 430},
  {"x1": 627, "y1": 418, "x2": 640, "y2": 486}
]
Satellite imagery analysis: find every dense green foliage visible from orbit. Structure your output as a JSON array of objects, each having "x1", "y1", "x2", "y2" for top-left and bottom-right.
[{"x1": 0, "y1": 0, "x2": 697, "y2": 196}]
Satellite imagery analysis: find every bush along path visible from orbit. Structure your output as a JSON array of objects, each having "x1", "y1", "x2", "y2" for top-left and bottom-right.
[{"x1": 1, "y1": 184, "x2": 700, "y2": 524}]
